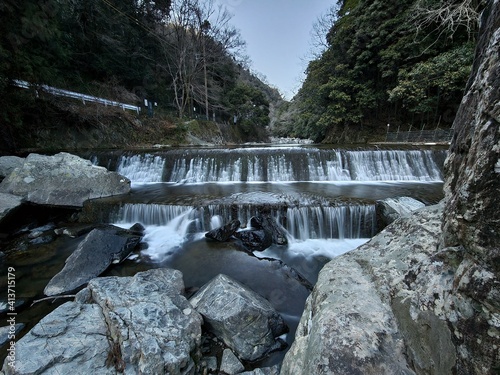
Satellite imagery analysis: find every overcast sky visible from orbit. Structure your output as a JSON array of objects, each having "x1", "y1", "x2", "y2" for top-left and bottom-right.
[{"x1": 218, "y1": 0, "x2": 331, "y2": 100}]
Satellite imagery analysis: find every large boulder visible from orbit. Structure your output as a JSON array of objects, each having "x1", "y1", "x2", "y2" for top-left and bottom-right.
[
  {"x1": 0, "y1": 156, "x2": 24, "y2": 179},
  {"x1": 2, "y1": 302, "x2": 114, "y2": 375},
  {"x1": 189, "y1": 274, "x2": 288, "y2": 362},
  {"x1": 440, "y1": 0, "x2": 500, "y2": 372},
  {"x1": 281, "y1": 204, "x2": 442, "y2": 375},
  {"x1": 44, "y1": 225, "x2": 142, "y2": 296},
  {"x1": 2, "y1": 269, "x2": 203, "y2": 375},
  {"x1": 84, "y1": 268, "x2": 203, "y2": 374},
  {"x1": 0, "y1": 152, "x2": 130, "y2": 207}
]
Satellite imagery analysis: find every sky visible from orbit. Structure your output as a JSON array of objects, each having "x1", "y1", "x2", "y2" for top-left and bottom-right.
[{"x1": 217, "y1": 0, "x2": 332, "y2": 100}]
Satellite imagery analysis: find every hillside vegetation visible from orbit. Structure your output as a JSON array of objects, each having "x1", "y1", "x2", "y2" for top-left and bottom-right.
[
  {"x1": 272, "y1": 0, "x2": 484, "y2": 143},
  {"x1": 0, "y1": 0, "x2": 279, "y2": 151}
]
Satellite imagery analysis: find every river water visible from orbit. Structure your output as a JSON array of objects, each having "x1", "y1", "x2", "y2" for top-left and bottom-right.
[{"x1": 1, "y1": 144, "x2": 447, "y2": 368}]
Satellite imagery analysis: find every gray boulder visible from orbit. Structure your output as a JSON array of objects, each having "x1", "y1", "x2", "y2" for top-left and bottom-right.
[
  {"x1": 2, "y1": 302, "x2": 114, "y2": 375},
  {"x1": 190, "y1": 274, "x2": 288, "y2": 362},
  {"x1": 2, "y1": 269, "x2": 203, "y2": 375},
  {"x1": 0, "y1": 193, "x2": 22, "y2": 225},
  {"x1": 281, "y1": 204, "x2": 444, "y2": 375},
  {"x1": 84, "y1": 268, "x2": 203, "y2": 374},
  {"x1": 0, "y1": 156, "x2": 23, "y2": 179},
  {"x1": 439, "y1": 0, "x2": 500, "y2": 372},
  {"x1": 44, "y1": 225, "x2": 142, "y2": 296},
  {"x1": 0, "y1": 324, "x2": 24, "y2": 347},
  {"x1": 0, "y1": 152, "x2": 130, "y2": 207},
  {"x1": 376, "y1": 196, "x2": 425, "y2": 230}
]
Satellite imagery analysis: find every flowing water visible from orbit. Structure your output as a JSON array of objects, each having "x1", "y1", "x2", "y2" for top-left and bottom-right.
[{"x1": 1, "y1": 144, "x2": 447, "y2": 367}]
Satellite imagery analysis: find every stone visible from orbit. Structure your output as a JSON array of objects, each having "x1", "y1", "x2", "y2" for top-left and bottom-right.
[
  {"x1": 0, "y1": 156, "x2": 23, "y2": 179},
  {"x1": 0, "y1": 193, "x2": 22, "y2": 225},
  {"x1": 44, "y1": 225, "x2": 142, "y2": 296},
  {"x1": 0, "y1": 152, "x2": 130, "y2": 207},
  {"x1": 240, "y1": 366, "x2": 280, "y2": 375},
  {"x1": 250, "y1": 215, "x2": 288, "y2": 245},
  {"x1": 376, "y1": 196, "x2": 425, "y2": 230},
  {"x1": 234, "y1": 228, "x2": 273, "y2": 251},
  {"x1": 1, "y1": 302, "x2": 114, "y2": 375},
  {"x1": 189, "y1": 274, "x2": 288, "y2": 362},
  {"x1": 281, "y1": 205, "x2": 443, "y2": 374},
  {"x1": 2, "y1": 269, "x2": 203, "y2": 375},
  {"x1": 220, "y1": 349, "x2": 245, "y2": 374},
  {"x1": 205, "y1": 219, "x2": 240, "y2": 242},
  {"x1": 86, "y1": 268, "x2": 203, "y2": 374},
  {"x1": 0, "y1": 324, "x2": 24, "y2": 347}
]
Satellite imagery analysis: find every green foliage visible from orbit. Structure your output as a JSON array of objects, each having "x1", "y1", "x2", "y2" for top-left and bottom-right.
[
  {"x1": 0, "y1": 0, "x2": 272, "y2": 146},
  {"x1": 223, "y1": 83, "x2": 270, "y2": 132},
  {"x1": 278, "y1": 0, "x2": 480, "y2": 142},
  {"x1": 389, "y1": 43, "x2": 475, "y2": 114}
]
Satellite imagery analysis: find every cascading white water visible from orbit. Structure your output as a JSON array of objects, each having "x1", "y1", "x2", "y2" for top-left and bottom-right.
[
  {"x1": 113, "y1": 202, "x2": 376, "y2": 242},
  {"x1": 284, "y1": 205, "x2": 376, "y2": 240},
  {"x1": 346, "y1": 150, "x2": 442, "y2": 181},
  {"x1": 111, "y1": 148, "x2": 444, "y2": 184},
  {"x1": 99, "y1": 146, "x2": 444, "y2": 264},
  {"x1": 117, "y1": 154, "x2": 165, "y2": 183}
]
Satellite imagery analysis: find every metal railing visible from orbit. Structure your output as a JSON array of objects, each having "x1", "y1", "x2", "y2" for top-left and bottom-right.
[
  {"x1": 13, "y1": 79, "x2": 141, "y2": 114},
  {"x1": 386, "y1": 128, "x2": 453, "y2": 143}
]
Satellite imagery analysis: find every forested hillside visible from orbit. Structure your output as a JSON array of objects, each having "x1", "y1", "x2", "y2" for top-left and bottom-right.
[
  {"x1": 0, "y1": 0, "x2": 279, "y2": 151},
  {"x1": 272, "y1": 0, "x2": 484, "y2": 143}
]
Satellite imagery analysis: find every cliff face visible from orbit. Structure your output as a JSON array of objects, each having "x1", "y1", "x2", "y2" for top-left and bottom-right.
[
  {"x1": 280, "y1": 1, "x2": 500, "y2": 374},
  {"x1": 441, "y1": 0, "x2": 500, "y2": 371}
]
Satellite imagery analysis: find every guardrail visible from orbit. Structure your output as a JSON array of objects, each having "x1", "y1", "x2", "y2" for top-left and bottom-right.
[
  {"x1": 13, "y1": 79, "x2": 141, "y2": 114},
  {"x1": 386, "y1": 128, "x2": 453, "y2": 143}
]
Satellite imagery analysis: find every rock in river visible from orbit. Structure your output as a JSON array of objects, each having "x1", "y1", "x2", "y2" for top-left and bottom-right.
[
  {"x1": 2, "y1": 269, "x2": 202, "y2": 375},
  {"x1": 190, "y1": 273, "x2": 288, "y2": 362},
  {"x1": 0, "y1": 152, "x2": 130, "y2": 207},
  {"x1": 44, "y1": 225, "x2": 142, "y2": 296}
]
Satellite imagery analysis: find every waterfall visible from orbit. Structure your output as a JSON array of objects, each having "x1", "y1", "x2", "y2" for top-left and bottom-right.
[
  {"x1": 284, "y1": 205, "x2": 376, "y2": 240},
  {"x1": 112, "y1": 202, "x2": 376, "y2": 241},
  {"x1": 105, "y1": 147, "x2": 445, "y2": 184},
  {"x1": 117, "y1": 154, "x2": 165, "y2": 183}
]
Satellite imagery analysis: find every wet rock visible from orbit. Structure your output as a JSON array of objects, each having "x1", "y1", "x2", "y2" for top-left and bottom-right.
[
  {"x1": 205, "y1": 219, "x2": 240, "y2": 242},
  {"x1": 250, "y1": 215, "x2": 288, "y2": 245},
  {"x1": 220, "y1": 349, "x2": 245, "y2": 374},
  {"x1": 44, "y1": 225, "x2": 142, "y2": 296},
  {"x1": 3, "y1": 269, "x2": 203, "y2": 375},
  {"x1": 376, "y1": 196, "x2": 425, "y2": 230},
  {"x1": 0, "y1": 156, "x2": 23, "y2": 179},
  {"x1": 234, "y1": 228, "x2": 272, "y2": 251},
  {"x1": 190, "y1": 274, "x2": 288, "y2": 362},
  {"x1": 0, "y1": 152, "x2": 130, "y2": 207},
  {"x1": 0, "y1": 193, "x2": 23, "y2": 225}
]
